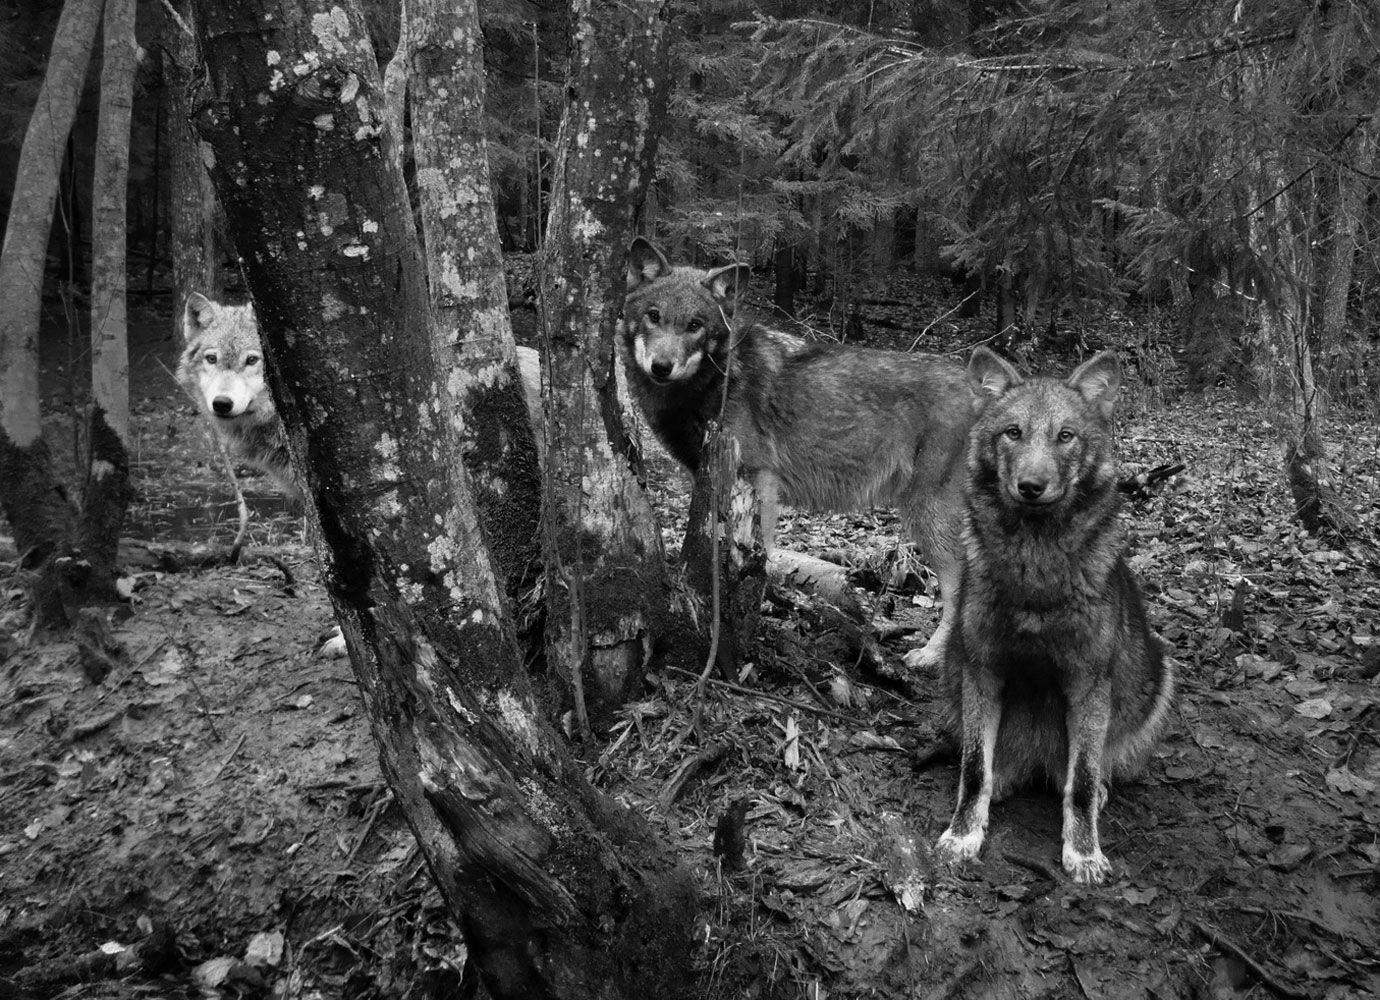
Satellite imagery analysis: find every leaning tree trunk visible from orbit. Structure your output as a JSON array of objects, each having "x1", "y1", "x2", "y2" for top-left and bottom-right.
[
  {"x1": 537, "y1": 0, "x2": 675, "y2": 732},
  {"x1": 188, "y1": 2, "x2": 696, "y2": 997},
  {"x1": 402, "y1": 0, "x2": 542, "y2": 596},
  {"x1": 0, "y1": 0, "x2": 103, "y2": 628},
  {"x1": 82, "y1": 0, "x2": 139, "y2": 602}
]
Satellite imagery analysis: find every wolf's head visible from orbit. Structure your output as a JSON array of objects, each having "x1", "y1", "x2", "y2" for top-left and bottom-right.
[
  {"x1": 620, "y1": 237, "x2": 752, "y2": 386},
  {"x1": 966, "y1": 347, "x2": 1121, "y2": 511},
  {"x1": 177, "y1": 293, "x2": 275, "y2": 426}
]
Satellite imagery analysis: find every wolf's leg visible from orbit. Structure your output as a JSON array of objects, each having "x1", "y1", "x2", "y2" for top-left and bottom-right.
[
  {"x1": 1062, "y1": 683, "x2": 1113, "y2": 884},
  {"x1": 754, "y1": 471, "x2": 779, "y2": 556},
  {"x1": 903, "y1": 556, "x2": 960, "y2": 670},
  {"x1": 937, "y1": 666, "x2": 1001, "y2": 862},
  {"x1": 902, "y1": 496, "x2": 963, "y2": 670}
]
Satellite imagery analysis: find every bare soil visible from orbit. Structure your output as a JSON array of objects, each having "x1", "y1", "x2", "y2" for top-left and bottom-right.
[{"x1": 2, "y1": 293, "x2": 1377, "y2": 999}]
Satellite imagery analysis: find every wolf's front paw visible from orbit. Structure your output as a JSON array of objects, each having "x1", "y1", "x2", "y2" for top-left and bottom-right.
[
  {"x1": 318, "y1": 625, "x2": 347, "y2": 659},
  {"x1": 1062, "y1": 844, "x2": 1112, "y2": 884},
  {"x1": 936, "y1": 825, "x2": 984, "y2": 863},
  {"x1": 903, "y1": 643, "x2": 942, "y2": 671}
]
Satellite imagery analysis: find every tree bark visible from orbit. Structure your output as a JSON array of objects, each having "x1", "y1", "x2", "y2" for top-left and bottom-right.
[
  {"x1": 82, "y1": 0, "x2": 140, "y2": 601},
  {"x1": 1318, "y1": 120, "x2": 1375, "y2": 399},
  {"x1": 404, "y1": 0, "x2": 542, "y2": 597},
  {"x1": 164, "y1": 0, "x2": 223, "y2": 307},
  {"x1": 1248, "y1": 161, "x2": 1346, "y2": 537},
  {"x1": 188, "y1": 2, "x2": 695, "y2": 996},
  {"x1": 0, "y1": 0, "x2": 103, "y2": 629},
  {"x1": 537, "y1": 0, "x2": 675, "y2": 729}
]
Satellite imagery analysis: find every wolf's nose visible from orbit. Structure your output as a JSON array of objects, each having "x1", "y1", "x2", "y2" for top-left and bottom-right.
[
  {"x1": 649, "y1": 360, "x2": 674, "y2": 379},
  {"x1": 212, "y1": 396, "x2": 234, "y2": 416},
  {"x1": 1017, "y1": 479, "x2": 1046, "y2": 500}
]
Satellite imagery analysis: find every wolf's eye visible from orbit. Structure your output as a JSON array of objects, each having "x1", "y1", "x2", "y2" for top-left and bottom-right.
[
  {"x1": 245, "y1": 355, "x2": 260, "y2": 366},
  {"x1": 686, "y1": 318, "x2": 702, "y2": 332},
  {"x1": 1003, "y1": 426, "x2": 1022, "y2": 441},
  {"x1": 1057, "y1": 428, "x2": 1075, "y2": 443},
  {"x1": 203, "y1": 352, "x2": 218, "y2": 365},
  {"x1": 646, "y1": 307, "x2": 661, "y2": 324}
]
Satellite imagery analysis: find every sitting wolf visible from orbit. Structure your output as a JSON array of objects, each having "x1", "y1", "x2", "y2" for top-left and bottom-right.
[{"x1": 936, "y1": 348, "x2": 1175, "y2": 884}]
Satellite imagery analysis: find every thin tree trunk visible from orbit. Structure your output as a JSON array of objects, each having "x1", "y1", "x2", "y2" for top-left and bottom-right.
[
  {"x1": 189, "y1": 3, "x2": 695, "y2": 997},
  {"x1": 1319, "y1": 121, "x2": 1375, "y2": 398},
  {"x1": 82, "y1": 0, "x2": 139, "y2": 601},
  {"x1": 404, "y1": 0, "x2": 542, "y2": 596},
  {"x1": 537, "y1": 0, "x2": 675, "y2": 730},
  {"x1": 164, "y1": 1, "x2": 222, "y2": 308},
  {"x1": 1249, "y1": 162, "x2": 1346, "y2": 537},
  {"x1": 0, "y1": 0, "x2": 103, "y2": 629}
]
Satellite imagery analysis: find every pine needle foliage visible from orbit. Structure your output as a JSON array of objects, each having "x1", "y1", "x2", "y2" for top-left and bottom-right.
[{"x1": 741, "y1": 1, "x2": 1378, "y2": 368}]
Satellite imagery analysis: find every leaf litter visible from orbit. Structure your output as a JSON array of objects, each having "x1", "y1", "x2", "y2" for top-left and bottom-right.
[{"x1": 0, "y1": 298, "x2": 1377, "y2": 998}]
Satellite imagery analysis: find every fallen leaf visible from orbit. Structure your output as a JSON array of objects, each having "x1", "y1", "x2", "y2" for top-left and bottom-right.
[
  {"x1": 782, "y1": 715, "x2": 800, "y2": 772},
  {"x1": 1325, "y1": 769, "x2": 1377, "y2": 796},
  {"x1": 1121, "y1": 886, "x2": 1161, "y2": 906},
  {"x1": 245, "y1": 930, "x2": 284, "y2": 968},
  {"x1": 1294, "y1": 698, "x2": 1332, "y2": 719},
  {"x1": 194, "y1": 957, "x2": 236, "y2": 988}
]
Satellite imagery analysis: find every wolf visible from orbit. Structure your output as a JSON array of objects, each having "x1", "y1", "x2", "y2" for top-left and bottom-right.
[
  {"x1": 178, "y1": 293, "x2": 544, "y2": 493},
  {"x1": 177, "y1": 293, "x2": 297, "y2": 496},
  {"x1": 618, "y1": 237, "x2": 972, "y2": 667},
  {"x1": 935, "y1": 347, "x2": 1175, "y2": 884}
]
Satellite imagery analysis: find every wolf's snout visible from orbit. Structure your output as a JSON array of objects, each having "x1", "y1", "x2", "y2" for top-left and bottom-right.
[
  {"x1": 212, "y1": 396, "x2": 235, "y2": 416},
  {"x1": 1017, "y1": 478, "x2": 1046, "y2": 501},
  {"x1": 649, "y1": 360, "x2": 674, "y2": 380}
]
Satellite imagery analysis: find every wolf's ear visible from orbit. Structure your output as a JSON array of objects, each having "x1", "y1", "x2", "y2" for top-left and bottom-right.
[
  {"x1": 1067, "y1": 351, "x2": 1121, "y2": 418},
  {"x1": 703, "y1": 264, "x2": 752, "y2": 312},
  {"x1": 626, "y1": 237, "x2": 672, "y2": 291},
  {"x1": 967, "y1": 346, "x2": 1022, "y2": 410},
  {"x1": 183, "y1": 292, "x2": 217, "y2": 341}
]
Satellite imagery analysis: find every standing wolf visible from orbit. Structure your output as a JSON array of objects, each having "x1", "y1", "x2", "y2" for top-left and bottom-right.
[
  {"x1": 618, "y1": 237, "x2": 972, "y2": 667},
  {"x1": 177, "y1": 293, "x2": 297, "y2": 496},
  {"x1": 936, "y1": 347, "x2": 1174, "y2": 884}
]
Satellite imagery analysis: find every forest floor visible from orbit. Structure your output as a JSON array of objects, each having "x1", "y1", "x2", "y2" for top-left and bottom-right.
[{"x1": 1, "y1": 281, "x2": 1378, "y2": 1000}]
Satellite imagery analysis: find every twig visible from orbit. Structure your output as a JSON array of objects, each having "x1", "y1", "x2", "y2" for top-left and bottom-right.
[
  {"x1": 1332, "y1": 867, "x2": 1380, "y2": 880},
  {"x1": 159, "y1": 0, "x2": 193, "y2": 38},
  {"x1": 207, "y1": 733, "x2": 246, "y2": 785},
  {"x1": 1232, "y1": 904, "x2": 1342, "y2": 939},
  {"x1": 346, "y1": 791, "x2": 392, "y2": 864},
  {"x1": 216, "y1": 441, "x2": 250, "y2": 563},
  {"x1": 666, "y1": 665, "x2": 859, "y2": 724},
  {"x1": 183, "y1": 656, "x2": 222, "y2": 742},
  {"x1": 1003, "y1": 851, "x2": 1063, "y2": 882},
  {"x1": 267, "y1": 554, "x2": 296, "y2": 591},
  {"x1": 1185, "y1": 916, "x2": 1308, "y2": 999},
  {"x1": 658, "y1": 740, "x2": 733, "y2": 811}
]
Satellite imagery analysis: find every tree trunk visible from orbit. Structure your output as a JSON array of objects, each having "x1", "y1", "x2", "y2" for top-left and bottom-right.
[
  {"x1": 536, "y1": 0, "x2": 675, "y2": 729},
  {"x1": 164, "y1": 0, "x2": 223, "y2": 307},
  {"x1": 0, "y1": 0, "x2": 103, "y2": 629},
  {"x1": 773, "y1": 241, "x2": 796, "y2": 318},
  {"x1": 1318, "y1": 120, "x2": 1375, "y2": 400},
  {"x1": 82, "y1": 0, "x2": 139, "y2": 602},
  {"x1": 1248, "y1": 164, "x2": 1346, "y2": 537},
  {"x1": 189, "y1": 3, "x2": 696, "y2": 997},
  {"x1": 404, "y1": 0, "x2": 542, "y2": 597},
  {"x1": 681, "y1": 423, "x2": 764, "y2": 681}
]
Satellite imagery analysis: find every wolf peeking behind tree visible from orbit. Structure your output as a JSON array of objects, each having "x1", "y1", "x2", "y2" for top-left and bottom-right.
[
  {"x1": 177, "y1": 293, "x2": 297, "y2": 496},
  {"x1": 618, "y1": 237, "x2": 973, "y2": 668},
  {"x1": 177, "y1": 294, "x2": 544, "y2": 497},
  {"x1": 936, "y1": 347, "x2": 1174, "y2": 884}
]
